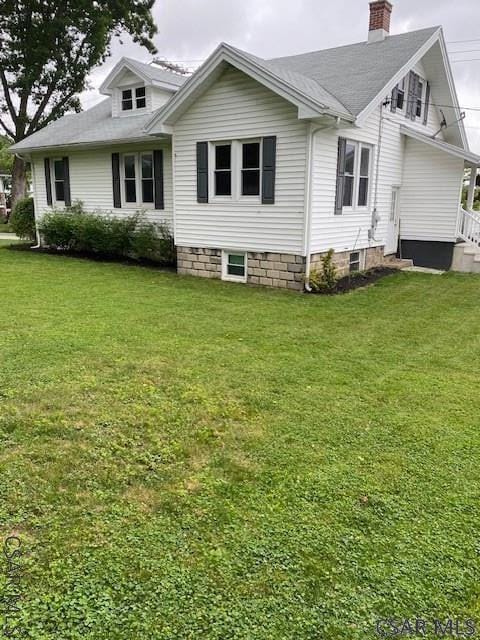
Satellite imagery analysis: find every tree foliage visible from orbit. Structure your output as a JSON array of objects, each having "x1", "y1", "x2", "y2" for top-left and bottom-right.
[
  {"x1": 0, "y1": 0, "x2": 158, "y2": 202},
  {"x1": 0, "y1": 135, "x2": 13, "y2": 174}
]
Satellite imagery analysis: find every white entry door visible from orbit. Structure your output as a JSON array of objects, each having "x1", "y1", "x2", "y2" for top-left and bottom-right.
[{"x1": 385, "y1": 187, "x2": 400, "y2": 255}]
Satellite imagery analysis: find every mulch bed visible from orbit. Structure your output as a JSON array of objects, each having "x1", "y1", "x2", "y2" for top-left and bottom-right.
[{"x1": 311, "y1": 266, "x2": 399, "y2": 295}]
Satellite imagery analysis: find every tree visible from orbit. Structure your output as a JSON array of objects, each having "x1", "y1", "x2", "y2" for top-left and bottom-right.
[
  {"x1": 0, "y1": 0, "x2": 158, "y2": 206},
  {"x1": 0, "y1": 136, "x2": 13, "y2": 175}
]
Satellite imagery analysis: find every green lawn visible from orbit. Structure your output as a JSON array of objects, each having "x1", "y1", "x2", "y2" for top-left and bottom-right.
[{"x1": 1, "y1": 242, "x2": 480, "y2": 639}]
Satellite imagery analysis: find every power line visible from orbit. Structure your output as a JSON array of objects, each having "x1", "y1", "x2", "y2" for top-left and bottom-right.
[
  {"x1": 447, "y1": 38, "x2": 480, "y2": 44},
  {"x1": 450, "y1": 49, "x2": 480, "y2": 55},
  {"x1": 450, "y1": 58, "x2": 480, "y2": 63}
]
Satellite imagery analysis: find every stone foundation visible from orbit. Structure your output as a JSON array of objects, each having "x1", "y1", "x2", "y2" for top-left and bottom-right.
[
  {"x1": 177, "y1": 247, "x2": 222, "y2": 279},
  {"x1": 177, "y1": 245, "x2": 386, "y2": 290},
  {"x1": 310, "y1": 246, "x2": 385, "y2": 278}
]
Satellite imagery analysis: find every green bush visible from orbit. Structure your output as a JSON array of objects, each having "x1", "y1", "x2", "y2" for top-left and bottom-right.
[
  {"x1": 39, "y1": 206, "x2": 175, "y2": 265},
  {"x1": 10, "y1": 197, "x2": 36, "y2": 241},
  {"x1": 309, "y1": 249, "x2": 338, "y2": 293}
]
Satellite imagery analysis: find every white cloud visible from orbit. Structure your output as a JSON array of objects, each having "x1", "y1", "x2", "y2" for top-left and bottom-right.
[{"x1": 81, "y1": 0, "x2": 480, "y2": 151}]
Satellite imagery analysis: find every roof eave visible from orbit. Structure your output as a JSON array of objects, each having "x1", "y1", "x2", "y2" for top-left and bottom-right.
[
  {"x1": 401, "y1": 125, "x2": 480, "y2": 165},
  {"x1": 9, "y1": 133, "x2": 169, "y2": 155}
]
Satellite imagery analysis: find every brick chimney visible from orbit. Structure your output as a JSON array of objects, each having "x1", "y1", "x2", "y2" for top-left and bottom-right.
[{"x1": 368, "y1": 1, "x2": 393, "y2": 43}]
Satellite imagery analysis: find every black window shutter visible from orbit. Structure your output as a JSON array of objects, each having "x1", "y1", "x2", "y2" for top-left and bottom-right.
[
  {"x1": 62, "y1": 157, "x2": 71, "y2": 207},
  {"x1": 262, "y1": 136, "x2": 277, "y2": 204},
  {"x1": 335, "y1": 137, "x2": 346, "y2": 216},
  {"x1": 44, "y1": 158, "x2": 52, "y2": 206},
  {"x1": 406, "y1": 71, "x2": 417, "y2": 121},
  {"x1": 196, "y1": 142, "x2": 209, "y2": 203},
  {"x1": 153, "y1": 149, "x2": 164, "y2": 210},
  {"x1": 112, "y1": 153, "x2": 121, "y2": 208},
  {"x1": 390, "y1": 86, "x2": 398, "y2": 113},
  {"x1": 423, "y1": 81, "x2": 431, "y2": 126}
]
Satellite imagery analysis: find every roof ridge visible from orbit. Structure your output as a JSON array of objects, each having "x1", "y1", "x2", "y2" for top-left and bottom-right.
[{"x1": 270, "y1": 25, "x2": 440, "y2": 62}]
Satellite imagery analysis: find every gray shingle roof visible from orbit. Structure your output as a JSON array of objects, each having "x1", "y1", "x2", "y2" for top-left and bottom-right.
[
  {"x1": 226, "y1": 45, "x2": 351, "y2": 118},
  {"x1": 11, "y1": 98, "x2": 154, "y2": 152},
  {"x1": 12, "y1": 26, "x2": 441, "y2": 153},
  {"x1": 269, "y1": 26, "x2": 440, "y2": 116}
]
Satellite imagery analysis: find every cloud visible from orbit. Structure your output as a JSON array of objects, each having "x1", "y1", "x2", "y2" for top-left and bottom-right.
[{"x1": 81, "y1": 0, "x2": 480, "y2": 151}]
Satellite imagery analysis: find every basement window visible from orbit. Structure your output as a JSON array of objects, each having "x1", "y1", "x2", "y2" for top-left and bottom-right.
[
  {"x1": 349, "y1": 251, "x2": 361, "y2": 273},
  {"x1": 222, "y1": 251, "x2": 247, "y2": 282}
]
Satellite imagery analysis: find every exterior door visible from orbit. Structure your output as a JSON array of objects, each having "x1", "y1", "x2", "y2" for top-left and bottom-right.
[{"x1": 385, "y1": 187, "x2": 400, "y2": 255}]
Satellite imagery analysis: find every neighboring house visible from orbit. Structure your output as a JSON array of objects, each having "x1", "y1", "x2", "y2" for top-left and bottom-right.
[{"x1": 11, "y1": 1, "x2": 480, "y2": 288}]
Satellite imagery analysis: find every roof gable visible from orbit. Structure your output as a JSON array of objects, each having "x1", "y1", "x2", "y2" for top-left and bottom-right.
[
  {"x1": 99, "y1": 57, "x2": 187, "y2": 96},
  {"x1": 145, "y1": 43, "x2": 354, "y2": 134}
]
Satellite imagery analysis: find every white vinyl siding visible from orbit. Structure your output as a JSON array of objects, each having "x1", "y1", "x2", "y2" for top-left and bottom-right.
[
  {"x1": 310, "y1": 57, "x2": 449, "y2": 255},
  {"x1": 400, "y1": 137, "x2": 464, "y2": 242},
  {"x1": 31, "y1": 142, "x2": 173, "y2": 226},
  {"x1": 173, "y1": 66, "x2": 308, "y2": 254}
]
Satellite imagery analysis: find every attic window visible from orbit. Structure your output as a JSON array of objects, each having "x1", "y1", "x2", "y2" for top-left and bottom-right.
[
  {"x1": 135, "y1": 87, "x2": 146, "y2": 109},
  {"x1": 121, "y1": 86, "x2": 147, "y2": 112},
  {"x1": 122, "y1": 89, "x2": 133, "y2": 111}
]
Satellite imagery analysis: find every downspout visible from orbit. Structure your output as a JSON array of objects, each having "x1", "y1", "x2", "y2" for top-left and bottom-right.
[
  {"x1": 304, "y1": 117, "x2": 341, "y2": 291},
  {"x1": 369, "y1": 102, "x2": 385, "y2": 243}
]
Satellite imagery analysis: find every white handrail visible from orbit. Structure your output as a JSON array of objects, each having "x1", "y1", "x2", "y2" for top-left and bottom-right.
[{"x1": 458, "y1": 207, "x2": 480, "y2": 249}]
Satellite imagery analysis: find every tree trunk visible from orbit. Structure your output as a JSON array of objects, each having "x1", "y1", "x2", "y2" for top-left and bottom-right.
[{"x1": 10, "y1": 155, "x2": 27, "y2": 215}]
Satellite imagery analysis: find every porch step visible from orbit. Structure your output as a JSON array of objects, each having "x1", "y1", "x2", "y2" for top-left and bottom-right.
[{"x1": 451, "y1": 242, "x2": 480, "y2": 273}]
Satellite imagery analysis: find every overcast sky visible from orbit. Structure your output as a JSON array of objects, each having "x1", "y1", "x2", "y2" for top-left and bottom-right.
[{"x1": 83, "y1": 0, "x2": 480, "y2": 152}]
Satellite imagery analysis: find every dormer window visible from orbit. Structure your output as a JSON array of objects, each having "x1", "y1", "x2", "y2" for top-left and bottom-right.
[
  {"x1": 135, "y1": 87, "x2": 146, "y2": 109},
  {"x1": 121, "y1": 86, "x2": 146, "y2": 111}
]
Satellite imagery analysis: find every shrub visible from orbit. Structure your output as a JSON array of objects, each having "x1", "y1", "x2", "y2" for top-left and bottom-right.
[
  {"x1": 309, "y1": 249, "x2": 337, "y2": 293},
  {"x1": 38, "y1": 207, "x2": 175, "y2": 266},
  {"x1": 10, "y1": 197, "x2": 36, "y2": 241}
]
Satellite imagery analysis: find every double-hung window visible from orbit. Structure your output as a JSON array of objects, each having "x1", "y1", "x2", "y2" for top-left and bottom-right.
[
  {"x1": 122, "y1": 152, "x2": 155, "y2": 206},
  {"x1": 124, "y1": 155, "x2": 137, "y2": 203},
  {"x1": 53, "y1": 158, "x2": 66, "y2": 202},
  {"x1": 135, "y1": 87, "x2": 146, "y2": 109},
  {"x1": 122, "y1": 89, "x2": 133, "y2": 111},
  {"x1": 241, "y1": 142, "x2": 261, "y2": 196},
  {"x1": 141, "y1": 154, "x2": 154, "y2": 203},
  {"x1": 214, "y1": 144, "x2": 232, "y2": 196},
  {"x1": 336, "y1": 139, "x2": 372, "y2": 213}
]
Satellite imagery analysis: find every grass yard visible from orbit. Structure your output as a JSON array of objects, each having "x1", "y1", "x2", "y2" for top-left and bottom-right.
[{"x1": 1, "y1": 241, "x2": 480, "y2": 639}]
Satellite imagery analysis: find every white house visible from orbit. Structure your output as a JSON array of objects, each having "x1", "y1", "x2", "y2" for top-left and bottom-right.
[{"x1": 11, "y1": 1, "x2": 480, "y2": 289}]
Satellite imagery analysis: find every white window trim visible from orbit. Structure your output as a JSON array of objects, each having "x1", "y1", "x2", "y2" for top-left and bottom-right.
[
  {"x1": 221, "y1": 250, "x2": 248, "y2": 283},
  {"x1": 209, "y1": 139, "x2": 262, "y2": 204},
  {"x1": 341, "y1": 140, "x2": 373, "y2": 214},
  {"x1": 120, "y1": 152, "x2": 155, "y2": 209},
  {"x1": 51, "y1": 158, "x2": 66, "y2": 205},
  {"x1": 120, "y1": 83, "x2": 148, "y2": 113}
]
